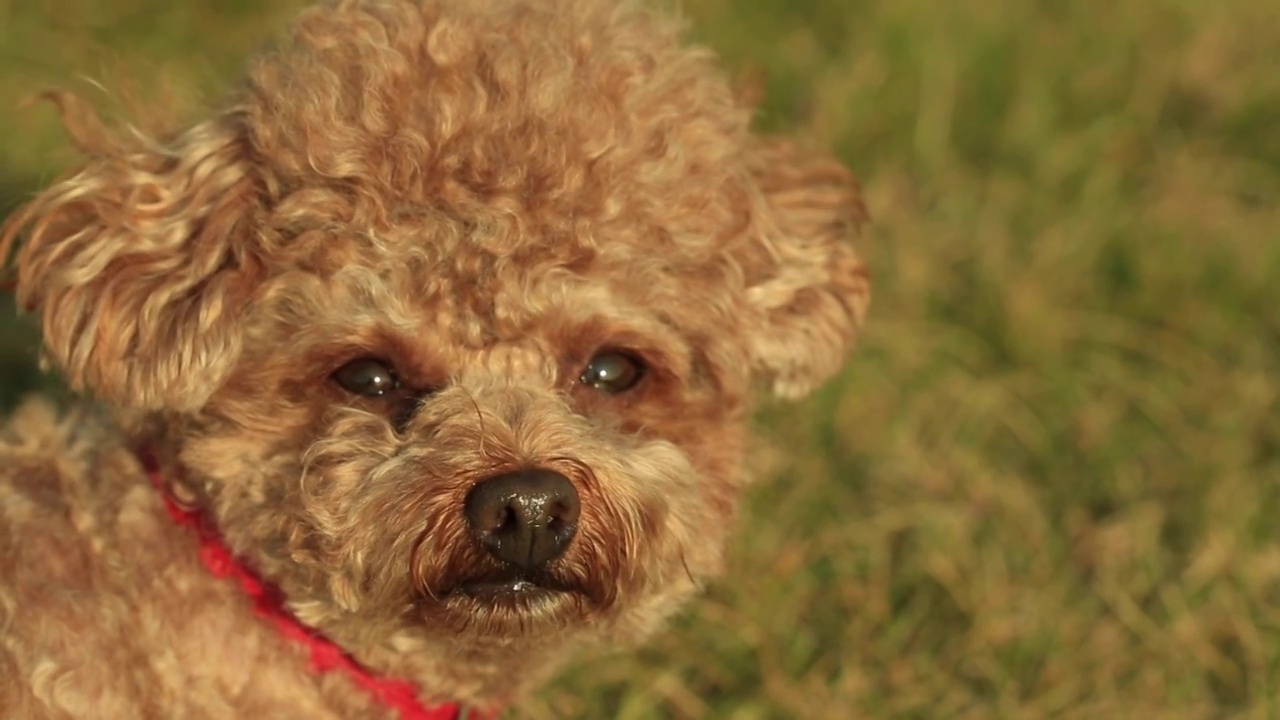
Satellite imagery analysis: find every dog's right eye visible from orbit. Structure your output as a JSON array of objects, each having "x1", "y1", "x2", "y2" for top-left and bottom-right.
[
  {"x1": 579, "y1": 351, "x2": 645, "y2": 394},
  {"x1": 333, "y1": 358, "x2": 400, "y2": 397}
]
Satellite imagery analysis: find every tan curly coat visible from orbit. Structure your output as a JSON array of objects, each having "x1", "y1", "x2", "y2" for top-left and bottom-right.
[{"x1": 0, "y1": 0, "x2": 869, "y2": 716}]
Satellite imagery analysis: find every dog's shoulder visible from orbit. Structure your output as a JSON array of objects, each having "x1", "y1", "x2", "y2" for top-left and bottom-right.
[
  {"x1": 0, "y1": 396, "x2": 133, "y2": 521},
  {"x1": 0, "y1": 396, "x2": 155, "y2": 584},
  {"x1": 0, "y1": 399, "x2": 381, "y2": 719},
  {"x1": 0, "y1": 398, "x2": 151, "y2": 717}
]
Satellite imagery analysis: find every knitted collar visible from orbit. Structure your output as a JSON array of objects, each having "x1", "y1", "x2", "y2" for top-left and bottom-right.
[{"x1": 137, "y1": 449, "x2": 494, "y2": 720}]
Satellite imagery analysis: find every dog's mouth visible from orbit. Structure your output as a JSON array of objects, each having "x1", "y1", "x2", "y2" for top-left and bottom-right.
[
  {"x1": 408, "y1": 508, "x2": 615, "y2": 621},
  {"x1": 447, "y1": 568, "x2": 587, "y2": 606},
  {"x1": 412, "y1": 568, "x2": 598, "y2": 635}
]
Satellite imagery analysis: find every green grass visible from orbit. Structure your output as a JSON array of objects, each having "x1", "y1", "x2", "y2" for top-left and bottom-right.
[{"x1": 3, "y1": 0, "x2": 1280, "y2": 717}]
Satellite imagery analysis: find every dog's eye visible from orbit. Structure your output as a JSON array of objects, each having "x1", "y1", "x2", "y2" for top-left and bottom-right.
[
  {"x1": 333, "y1": 358, "x2": 400, "y2": 397},
  {"x1": 579, "y1": 351, "x2": 644, "y2": 394}
]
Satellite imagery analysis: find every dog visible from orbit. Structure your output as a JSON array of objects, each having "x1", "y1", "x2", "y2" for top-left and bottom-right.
[{"x1": 0, "y1": 0, "x2": 869, "y2": 716}]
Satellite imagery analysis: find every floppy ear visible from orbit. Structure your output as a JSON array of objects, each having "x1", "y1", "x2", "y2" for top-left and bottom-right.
[
  {"x1": 0, "y1": 93, "x2": 262, "y2": 411},
  {"x1": 738, "y1": 138, "x2": 871, "y2": 399}
]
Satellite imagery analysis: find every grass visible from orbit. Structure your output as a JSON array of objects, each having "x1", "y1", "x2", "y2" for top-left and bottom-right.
[{"x1": 3, "y1": 0, "x2": 1279, "y2": 717}]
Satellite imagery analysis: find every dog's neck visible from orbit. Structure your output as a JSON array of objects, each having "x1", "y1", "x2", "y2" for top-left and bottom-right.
[{"x1": 137, "y1": 447, "x2": 495, "y2": 720}]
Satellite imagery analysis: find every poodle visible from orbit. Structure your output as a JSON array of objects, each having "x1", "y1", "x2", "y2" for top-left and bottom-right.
[{"x1": 0, "y1": 0, "x2": 869, "y2": 716}]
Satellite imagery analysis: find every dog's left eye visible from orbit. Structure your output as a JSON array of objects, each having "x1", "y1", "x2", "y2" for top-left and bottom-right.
[
  {"x1": 579, "y1": 351, "x2": 645, "y2": 394},
  {"x1": 333, "y1": 358, "x2": 400, "y2": 397}
]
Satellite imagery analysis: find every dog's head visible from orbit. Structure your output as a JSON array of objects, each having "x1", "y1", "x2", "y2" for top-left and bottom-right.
[{"x1": 1, "y1": 0, "x2": 867, "y2": 695}]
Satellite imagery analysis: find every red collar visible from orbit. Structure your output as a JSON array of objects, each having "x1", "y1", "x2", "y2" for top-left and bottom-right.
[{"x1": 137, "y1": 449, "x2": 493, "y2": 720}]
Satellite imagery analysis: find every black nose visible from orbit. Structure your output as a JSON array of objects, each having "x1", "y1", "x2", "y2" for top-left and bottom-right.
[{"x1": 464, "y1": 469, "x2": 581, "y2": 571}]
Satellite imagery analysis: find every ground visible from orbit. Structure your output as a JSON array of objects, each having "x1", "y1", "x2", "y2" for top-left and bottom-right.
[{"x1": 2, "y1": 0, "x2": 1280, "y2": 717}]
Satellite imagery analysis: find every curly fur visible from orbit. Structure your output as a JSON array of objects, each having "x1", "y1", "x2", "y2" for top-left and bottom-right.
[{"x1": 0, "y1": 0, "x2": 869, "y2": 715}]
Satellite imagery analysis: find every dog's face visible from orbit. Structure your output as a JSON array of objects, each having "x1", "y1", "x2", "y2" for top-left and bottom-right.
[
  {"x1": 1, "y1": 0, "x2": 867, "y2": 685},
  {"x1": 192, "y1": 221, "x2": 750, "y2": 646}
]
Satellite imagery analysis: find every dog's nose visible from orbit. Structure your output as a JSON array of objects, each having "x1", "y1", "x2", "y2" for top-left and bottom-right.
[{"x1": 464, "y1": 469, "x2": 581, "y2": 571}]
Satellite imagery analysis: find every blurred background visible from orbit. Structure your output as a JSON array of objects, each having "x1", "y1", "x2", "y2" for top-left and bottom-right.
[{"x1": 3, "y1": 0, "x2": 1279, "y2": 717}]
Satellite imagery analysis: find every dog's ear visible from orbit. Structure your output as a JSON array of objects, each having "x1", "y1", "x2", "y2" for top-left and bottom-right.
[
  {"x1": 737, "y1": 139, "x2": 870, "y2": 399},
  {"x1": 1, "y1": 93, "x2": 262, "y2": 411}
]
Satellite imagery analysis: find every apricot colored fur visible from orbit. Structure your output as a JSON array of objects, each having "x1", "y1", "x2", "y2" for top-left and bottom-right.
[{"x1": 0, "y1": 0, "x2": 869, "y2": 716}]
